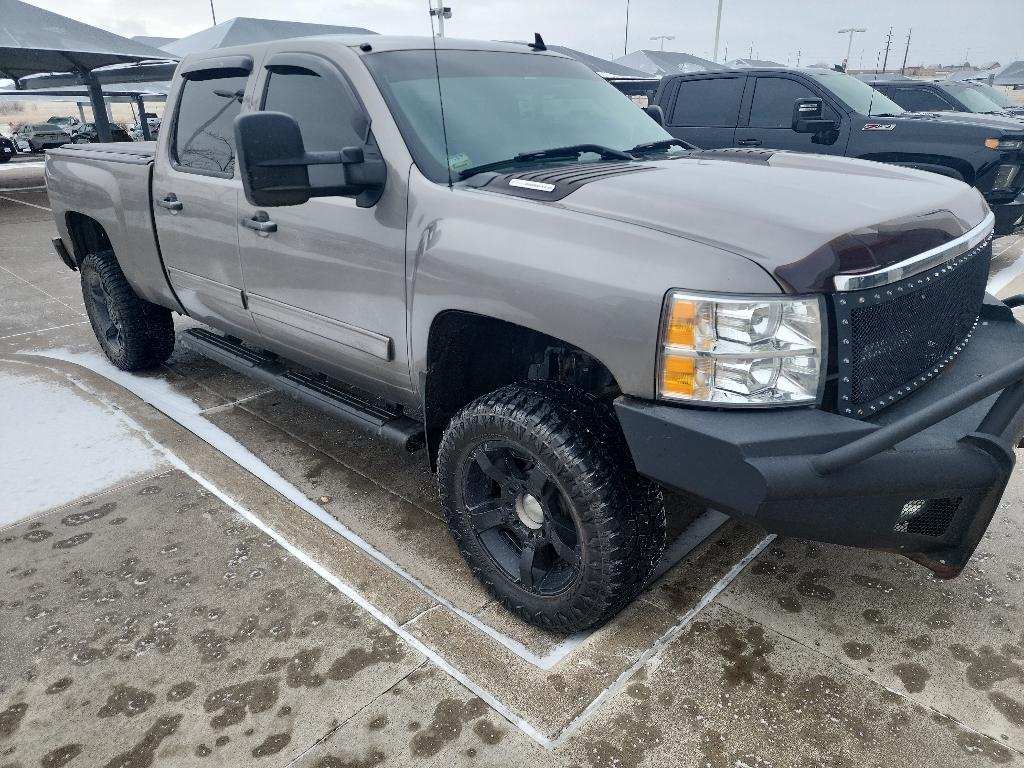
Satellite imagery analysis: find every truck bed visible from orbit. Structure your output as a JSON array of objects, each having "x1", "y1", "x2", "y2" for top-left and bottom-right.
[{"x1": 45, "y1": 141, "x2": 183, "y2": 312}]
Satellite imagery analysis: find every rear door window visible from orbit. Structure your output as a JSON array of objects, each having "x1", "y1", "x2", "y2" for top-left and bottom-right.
[
  {"x1": 668, "y1": 77, "x2": 745, "y2": 127},
  {"x1": 891, "y1": 88, "x2": 957, "y2": 112},
  {"x1": 748, "y1": 77, "x2": 835, "y2": 128},
  {"x1": 172, "y1": 70, "x2": 249, "y2": 176}
]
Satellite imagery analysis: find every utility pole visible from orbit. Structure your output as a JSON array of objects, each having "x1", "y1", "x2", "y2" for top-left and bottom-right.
[
  {"x1": 900, "y1": 28, "x2": 912, "y2": 74},
  {"x1": 209, "y1": 0, "x2": 217, "y2": 25},
  {"x1": 429, "y1": 0, "x2": 452, "y2": 37},
  {"x1": 748, "y1": 41, "x2": 753, "y2": 59},
  {"x1": 712, "y1": 0, "x2": 724, "y2": 61},
  {"x1": 623, "y1": 0, "x2": 630, "y2": 57},
  {"x1": 650, "y1": 35, "x2": 675, "y2": 51},
  {"x1": 881, "y1": 26, "x2": 893, "y2": 72},
  {"x1": 837, "y1": 27, "x2": 866, "y2": 71},
  {"x1": 796, "y1": 49, "x2": 801, "y2": 66}
]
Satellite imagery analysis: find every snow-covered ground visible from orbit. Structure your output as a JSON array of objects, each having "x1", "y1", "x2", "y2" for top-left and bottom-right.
[{"x1": 0, "y1": 367, "x2": 165, "y2": 527}]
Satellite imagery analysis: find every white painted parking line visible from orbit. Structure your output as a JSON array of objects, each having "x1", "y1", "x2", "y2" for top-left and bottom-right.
[
  {"x1": 0, "y1": 161, "x2": 44, "y2": 170},
  {"x1": 17, "y1": 349, "x2": 772, "y2": 749},
  {"x1": 0, "y1": 194, "x2": 50, "y2": 211},
  {"x1": 0, "y1": 185, "x2": 45, "y2": 192}
]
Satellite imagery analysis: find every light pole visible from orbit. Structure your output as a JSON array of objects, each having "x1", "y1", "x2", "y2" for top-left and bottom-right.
[
  {"x1": 209, "y1": 0, "x2": 217, "y2": 25},
  {"x1": 837, "y1": 27, "x2": 866, "y2": 71},
  {"x1": 650, "y1": 35, "x2": 675, "y2": 51},
  {"x1": 712, "y1": 0, "x2": 724, "y2": 61},
  {"x1": 429, "y1": 0, "x2": 452, "y2": 37}
]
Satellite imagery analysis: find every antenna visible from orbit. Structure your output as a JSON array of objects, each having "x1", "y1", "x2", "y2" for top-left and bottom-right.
[
  {"x1": 427, "y1": 1, "x2": 453, "y2": 189},
  {"x1": 528, "y1": 33, "x2": 547, "y2": 51}
]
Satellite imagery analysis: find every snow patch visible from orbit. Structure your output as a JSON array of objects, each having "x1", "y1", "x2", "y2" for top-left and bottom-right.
[{"x1": 0, "y1": 368, "x2": 165, "y2": 527}]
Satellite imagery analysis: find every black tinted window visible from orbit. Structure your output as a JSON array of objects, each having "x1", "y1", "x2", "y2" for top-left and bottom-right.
[
  {"x1": 173, "y1": 72, "x2": 248, "y2": 175},
  {"x1": 669, "y1": 77, "x2": 744, "y2": 126},
  {"x1": 749, "y1": 77, "x2": 827, "y2": 128},
  {"x1": 890, "y1": 88, "x2": 955, "y2": 112},
  {"x1": 263, "y1": 67, "x2": 365, "y2": 187}
]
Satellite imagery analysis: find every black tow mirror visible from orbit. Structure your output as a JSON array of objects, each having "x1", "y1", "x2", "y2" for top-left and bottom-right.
[
  {"x1": 643, "y1": 104, "x2": 666, "y2": 126},
  {"x1": 791, "y1": 98, "x2": 838, "y2": 134},
  {"x1": 234, "y1": 111, "x2": 386, "y2": 208}
]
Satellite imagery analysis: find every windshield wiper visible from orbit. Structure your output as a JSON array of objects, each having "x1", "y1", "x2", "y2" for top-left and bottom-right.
[
  {"x1": 628, "y1": 138, "x2": 694, "y2": 155},
  {"x1": 458, "y1": 143, "x2": 631, "y2": 180}
]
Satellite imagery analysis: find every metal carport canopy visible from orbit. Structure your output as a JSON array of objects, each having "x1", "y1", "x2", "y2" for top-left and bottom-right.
[{"x1": 0, "y1": 0, "x2": 176, "y2": 140}]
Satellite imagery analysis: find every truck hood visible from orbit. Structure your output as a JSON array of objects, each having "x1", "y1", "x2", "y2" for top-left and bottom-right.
[
  {"x1": 475, "y1": 150, "x2": 991, "y2": 293},
  {"x1": 895, "y1": 110, "x2": 1024, "y2": 131}
]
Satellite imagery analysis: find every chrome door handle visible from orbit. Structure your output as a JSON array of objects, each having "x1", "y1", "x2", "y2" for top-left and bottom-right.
[
  {"x1": 241, "y1": 215, "x2": 277, "y2": 235},
  {"x1": 157, "y1": 194, "x2": 183, "y2": 211},
  {"x1": 737, "y1": 139, "x2": 762, "y2": 147}
]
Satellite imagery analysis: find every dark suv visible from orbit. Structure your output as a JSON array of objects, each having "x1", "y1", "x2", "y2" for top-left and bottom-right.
[
  {"x1": 647, "y1": 68, "x2": 1024, "y2": 234},
  {"x1": 868, "y1": 79, "x2": 1024, "y2": 119}
]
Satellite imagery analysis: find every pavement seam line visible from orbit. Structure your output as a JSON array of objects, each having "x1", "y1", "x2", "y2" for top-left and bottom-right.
[
  {"x1": 0, "y1": 320, "x2": 89, "y2": 341},
  {"x1": 0, "y1": 263, "x2": 84, "y2": 314},
  {"x1": 547, "y1": 533, "x2": 777, "y2": 749},
  {"x1": 715, "y1": 603, "x2": 1024, "y2": 759},
  {"x1": 284, "y1": 659, "x2": 432, "y2": 767},
  {"x1": 0, "y1": 193, "x2": 51, "y2": 211},
  {"x1": 236, "y1": 399, "x2": 442, "y2": 520},
  {"x1": 195, "y1": 388, "x2": 277, "y2": 415}
]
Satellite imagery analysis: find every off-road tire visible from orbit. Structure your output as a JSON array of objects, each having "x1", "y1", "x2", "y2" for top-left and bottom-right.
[
  {"x1": 437, "y1": 381, "x2": 666, "y2": 633},
  {"x1": 80, "y1": 250, "x2": 175, "y2": 370}
]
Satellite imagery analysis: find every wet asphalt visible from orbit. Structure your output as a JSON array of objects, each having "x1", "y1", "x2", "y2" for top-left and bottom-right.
[{"x1": 1, "y1": 156, "x2": 1023, "y2": 767}]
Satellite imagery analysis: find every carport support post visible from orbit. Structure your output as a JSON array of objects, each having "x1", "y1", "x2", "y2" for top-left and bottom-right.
[
  {"x1": 84, "y1": 71, "x2": 112, "y2": 143},
  {"x1": 135, "y1": 95, "x2": 152, "y2": 140}
]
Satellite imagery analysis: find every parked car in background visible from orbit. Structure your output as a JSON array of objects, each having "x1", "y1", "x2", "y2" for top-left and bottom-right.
[
  {"x1": 129, "y1": 116, "x2": 161, "y2": 141},
  {"x1": 14, "y1": 123, "x2": 68, "y2": 152},
  {"x1": 644, "y1": 67, "x2": 1024, "y2": 234},
  {"x1": 70, "y1": 122, "x2": 134, "y2": 143},
  {"x1": 46, "y1": 116, "x2": 83, "y2": 134},
  {"x1": 44, "y1": 36, "x2": 1024, "y2": 632},
  {"x1": 0, "y1": 135, "x2": 15, "y2": 163},
  {"x1": 869, "y1": 79, "x2": 1024, "y2": 119}
]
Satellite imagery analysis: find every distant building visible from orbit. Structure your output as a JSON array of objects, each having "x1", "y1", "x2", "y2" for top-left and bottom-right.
[
  {"x1": 131, "y1": 36, "x2": 178, "y2": 50},
  {"x1": 543, "y1": 46, "x2": 651, "y2": 78},
  {"x1": 614, "y1": 50, "x2": 726, "y2": 77}
]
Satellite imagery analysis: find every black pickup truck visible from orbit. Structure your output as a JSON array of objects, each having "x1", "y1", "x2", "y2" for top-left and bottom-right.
[
  {"x1": 644, "y1": 68, "x2": 1024, "y2": 235},
  {"x1": 865, "y1": 78, "x2": 1024, "y2": 120}
]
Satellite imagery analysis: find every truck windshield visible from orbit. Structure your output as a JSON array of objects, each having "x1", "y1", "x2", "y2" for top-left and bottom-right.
[
  {"x1": 808, "y1": 71, "x2": 905, "y2": 116},
  {"x1": 364, "y1": 49, "x2": 671, "y2": 184},
  {"x1": 946, "y1": 83, "x2": 1016, "y2": 111}
]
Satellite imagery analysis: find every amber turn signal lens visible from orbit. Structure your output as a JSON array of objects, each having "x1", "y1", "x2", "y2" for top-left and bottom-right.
[
  {"x1": 661, "y1": 355, "x2": 696, "y2": 396},
  {"x1": 665, "y1": 299, "x2": 697, "y2": 347},
  {"x1": 985, "y1": 138, "x2": 1001, "y2": 150}
]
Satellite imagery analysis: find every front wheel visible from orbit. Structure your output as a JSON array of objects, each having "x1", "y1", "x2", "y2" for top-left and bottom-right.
[{"x1": 437, "y1": 382, "x2": 666, "y2": 633}]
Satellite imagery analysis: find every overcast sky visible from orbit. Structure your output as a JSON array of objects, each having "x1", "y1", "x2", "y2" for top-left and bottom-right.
[{"x1": 26, "y1": 0, "x2": 1024, "y2": 69}]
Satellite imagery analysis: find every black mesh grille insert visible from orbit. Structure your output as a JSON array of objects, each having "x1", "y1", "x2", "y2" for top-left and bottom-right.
[
  {"x1": 893, "y1": 497, "x2": 962, "y2": 537},
  {"x1": 834, "y1": 238, "x2": 992, "y2": 417}
]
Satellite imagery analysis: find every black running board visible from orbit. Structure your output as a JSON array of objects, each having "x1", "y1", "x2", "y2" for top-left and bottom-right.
[{"x1": 181, "y1": 327, "x2": 425, "y2": 452}]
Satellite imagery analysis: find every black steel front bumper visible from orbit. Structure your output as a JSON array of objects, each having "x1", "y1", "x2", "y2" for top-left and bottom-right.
[{"x1": 616, "y1": 297, "x2": 1024, "y2": 577}]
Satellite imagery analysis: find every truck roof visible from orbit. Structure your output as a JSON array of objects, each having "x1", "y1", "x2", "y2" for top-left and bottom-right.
[{"x1": 179, "y1": 34, "x2": 571, "y2": 61}]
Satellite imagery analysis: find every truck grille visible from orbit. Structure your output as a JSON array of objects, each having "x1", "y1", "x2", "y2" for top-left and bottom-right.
[{"x1": 834, "y1": 236, "x2": 992, "y2": 417}]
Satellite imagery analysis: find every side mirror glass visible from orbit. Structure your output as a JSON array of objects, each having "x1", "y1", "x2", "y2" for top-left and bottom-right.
[
  {"x1": 234, "y1": 111, "x2": 386, "y2": 208},
  {"x1": 643, "y1": 104, "x2": 666, "y2": 126},
  {"x1": 791, "y1": 97, "x2": 838, "y2": 135}
]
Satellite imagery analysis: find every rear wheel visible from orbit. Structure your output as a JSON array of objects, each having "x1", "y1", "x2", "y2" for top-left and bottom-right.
[
  {"x1": 437, "y1": 381, "x2": 666, "y2": 633},
  {"x1": 80, "y1": 250, "x2": 175, "y2": 370}
]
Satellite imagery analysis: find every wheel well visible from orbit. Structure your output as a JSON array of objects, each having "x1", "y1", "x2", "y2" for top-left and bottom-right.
[
  {"x1": 422, "y1": 311, "x2": 620, "y2": 464},
  {"x1": 65, "y1": 212, "x2": 112, "y2": 266}
]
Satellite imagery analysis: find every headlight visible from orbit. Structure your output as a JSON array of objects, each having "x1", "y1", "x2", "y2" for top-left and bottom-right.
[
  {"x1": 658, "y1": 292, "x2": 825, "y2": 406},
  {"x1": 985, "y1": 138, "x2": 1024, "y2": 150}
]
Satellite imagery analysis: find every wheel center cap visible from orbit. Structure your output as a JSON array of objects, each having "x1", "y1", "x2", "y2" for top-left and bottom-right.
[{"x1": 515, "y1": 493, "x2": 545, "y2": 530}]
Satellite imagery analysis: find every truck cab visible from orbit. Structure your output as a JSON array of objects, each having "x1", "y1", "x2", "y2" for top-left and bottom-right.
[
  {"x1": 866, "y1": 78, "x2": 1024, "y2": 120},
  {"x1": 652, "y1": 68, "x2": 1024, "y2": 234}
]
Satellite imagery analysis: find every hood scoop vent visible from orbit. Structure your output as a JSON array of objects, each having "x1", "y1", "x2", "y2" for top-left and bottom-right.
[
  {"x1": 473, "y1": 162, "x2": 655, "y2": 202},
  {"x1": 689, "y1": 147, "x2": 777, "y2": 164}
]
